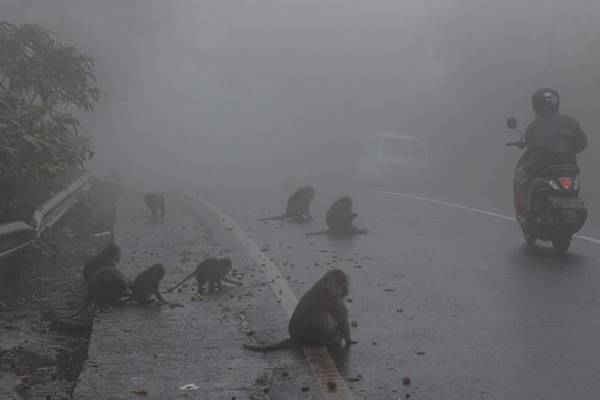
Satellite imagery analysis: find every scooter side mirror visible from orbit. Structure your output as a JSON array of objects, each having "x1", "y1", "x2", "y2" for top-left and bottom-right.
[{"x1": 506, "y1": 117, "x2": 518, "y2": 130}]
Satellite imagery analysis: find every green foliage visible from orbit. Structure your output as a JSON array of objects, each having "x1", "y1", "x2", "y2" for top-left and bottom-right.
[{"x1": 0, "y1": 22, "x2": 99, "y2": 183}]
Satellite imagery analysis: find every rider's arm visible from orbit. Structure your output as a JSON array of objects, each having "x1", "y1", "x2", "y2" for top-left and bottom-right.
[
  {"x1": 523, "y1": 122, "x2": 535, "y2": 148},
  {"x1": 573, "y1": 121, "x2": 588, "y2": 154}
]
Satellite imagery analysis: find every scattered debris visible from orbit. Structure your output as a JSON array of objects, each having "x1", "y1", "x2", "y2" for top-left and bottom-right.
[
  {"x1": 249, "y1": 370, "x2": 273, "y2": 400},
  {"x1": 255, "y1": 371, "x2": 272, "y2": 387},
  {"x1": 92, "y1": 231, "x2": 112, "y2": 238},
  {"x1": 179, "y1": 383, "x2": 200, "y2": 391}
]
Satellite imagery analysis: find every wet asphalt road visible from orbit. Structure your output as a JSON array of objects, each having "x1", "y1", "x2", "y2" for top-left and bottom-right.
[{"x1": 200, "y1": 179, "x2": 600, "y2": 400}]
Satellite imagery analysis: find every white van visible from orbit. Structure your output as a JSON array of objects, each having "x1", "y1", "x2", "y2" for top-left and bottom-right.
[{"x1": 355, "y1": 132, "x2": 429, "y2": 183}]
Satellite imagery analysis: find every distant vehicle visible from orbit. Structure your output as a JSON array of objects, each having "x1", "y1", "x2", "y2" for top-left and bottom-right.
[{"x1": 355, "y1": 132, "x2": 429, "y2": 185}]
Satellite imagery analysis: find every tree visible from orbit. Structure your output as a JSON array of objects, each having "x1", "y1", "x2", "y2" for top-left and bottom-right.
[{"x1": 0, "y1": 22, "x2": 100, "y2": 185}]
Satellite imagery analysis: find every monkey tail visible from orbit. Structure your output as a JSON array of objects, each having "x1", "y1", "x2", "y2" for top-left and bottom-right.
[
  {"x1": 257, "y1": 214, "x2": 286, "y2": 222},
  {"x1": 165, "y1": 271, "x2": 196, "y2": 293},
  {"x1": 66, "y1": 298, "x2": 94, "y2": 319},
  {"x1": 243, "y1": 338, "x2": 293, "y2": 352}
]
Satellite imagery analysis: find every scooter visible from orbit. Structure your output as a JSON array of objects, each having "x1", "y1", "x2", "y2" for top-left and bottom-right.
[{"x1": 505, "y1": 117, "x2": 587, "y2": 254}]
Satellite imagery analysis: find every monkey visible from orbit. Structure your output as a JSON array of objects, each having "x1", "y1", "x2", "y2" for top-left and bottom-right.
[
  {"x1": 285, "y1": 185, "x2": 316, "y2": 222},
  {"x1": 326, "y1": 196, "x2": 357, "y2": 234},
  {"x1": 165, "y1": 257, "x2": 241, "y2": 294},
  {"x1": 144, "y1": 192, "x2": 166, "y2": 222},
  {"x1": 243, "y1": 269, "x2": 352, "y2": 352},
  {"x1": 259, "y1": 186, "x2": 316, "y2": 223},
  {"x1": 68, "y1": 243, "x2": 129, "y2": 318},
  {"x1": 68, "y1": 266, "x2": 130, "y2": 318},
  {"x1": 82, "y1": 242, "x2": 121, "y2": 282},
  {"x1": 305, "y1": 196, "x2": 367, "y2": 237},
  {"x1": 129, "y1": 263, "x2": 176, "y2": 305}
]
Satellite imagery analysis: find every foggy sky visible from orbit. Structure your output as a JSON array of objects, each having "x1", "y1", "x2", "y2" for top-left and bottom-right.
[{"x1": 3, "y1": 0, "x2": 600, "y2": 193}]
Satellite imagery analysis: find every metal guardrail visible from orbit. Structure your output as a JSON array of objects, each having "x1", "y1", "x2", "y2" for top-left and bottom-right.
[
  {"x1": 0, "y1": 173, "x2": 92, "y2": 260},
  {"x1": 32, "y1": 172, "x2": 92, "y2": 234},
  {"x1": 0, "y1": 221, "x2": 37, "y2": 259}
]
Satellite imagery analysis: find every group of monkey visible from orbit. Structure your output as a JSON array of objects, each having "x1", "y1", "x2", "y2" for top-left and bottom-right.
[
  {"x1": 247, "y1": 185, "x2": 359, "y2": 350},
  {"x1": 67, "y1": 240, "x2": 240, "y2": 319},
  {"x1": 64, "y1": 188, "x2": 356, "y2": 355},
  {"x1": 260, "y1": 185, "x2": 367, "y2": 237},
  {"x1": 145, "y1": 186, "x2": 366, "y2": 237}
]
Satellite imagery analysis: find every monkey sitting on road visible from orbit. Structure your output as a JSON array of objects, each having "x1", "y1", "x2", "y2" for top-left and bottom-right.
[
  {"x1": 165, "y1": 257, "x2": 241, "y2": 294},
  {"x1": 83, "y1": 242, "x2": 121, "y2": 282},
  {"x1": 243, "y1": 269, "x2": 352, "y2": 352},
  {"x1": 129, "y1": 263, "x2": 180, "y2": 306},
  {"x1": 259, "y1": 185, "x2": 316, "y2": 223},
  {"x1": 306, "y1": 196, "x2": 367, "y2": 237},
  {"x1": 144, "y1": 192, "x2": 166, "y2": 222},
  {"x1": 69, "y1": 243, "x2": 130, "y2": 318}
]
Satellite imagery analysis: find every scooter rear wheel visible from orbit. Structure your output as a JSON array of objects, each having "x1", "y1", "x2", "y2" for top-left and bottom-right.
[
  {"x1": 520, "y1": 222, "x2": 536, "y2": 248},
  {"x1": 524, "y1": 233, "x2": 537, "y2": 248},
  {"x1": 552, "y1": 236, "x2": 571, "y2": 255}
]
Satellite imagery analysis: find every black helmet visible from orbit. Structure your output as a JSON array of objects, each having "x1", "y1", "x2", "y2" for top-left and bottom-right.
[{"x1": 532, "y1": 88, "x2": 560, "y2": 116}]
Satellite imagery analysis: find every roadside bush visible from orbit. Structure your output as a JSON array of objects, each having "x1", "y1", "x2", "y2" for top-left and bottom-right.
[{"x1": 0, "y1": 22, "x2": 100, "y2": 222}]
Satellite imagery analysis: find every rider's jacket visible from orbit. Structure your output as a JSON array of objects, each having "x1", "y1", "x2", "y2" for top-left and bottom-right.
[
  {"x1": 525, "y1": 114, "x2": 587, "y2": 156},
  {"x1": 517, "y1": 114, "x2": 588, "y2": 180}
]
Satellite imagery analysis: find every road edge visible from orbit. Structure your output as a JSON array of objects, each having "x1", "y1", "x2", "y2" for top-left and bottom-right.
[{"x1": 179, "y1": 192, "x2": 356, "y2": 400}]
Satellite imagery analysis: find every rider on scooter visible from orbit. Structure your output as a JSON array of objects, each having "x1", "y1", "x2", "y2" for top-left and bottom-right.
[{"x1": 514, "y1": 88, "x2": 588, "y2": 213}]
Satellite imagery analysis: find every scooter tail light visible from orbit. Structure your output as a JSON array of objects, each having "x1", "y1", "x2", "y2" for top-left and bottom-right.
[
  {"x1": 548, "y1": 180, "x2": 560, "y2": 190},
  {"x1": 558, "y1": 177, "x2": 574, "y2": 190}
]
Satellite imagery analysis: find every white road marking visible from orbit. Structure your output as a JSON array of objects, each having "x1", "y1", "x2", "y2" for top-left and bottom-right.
[
  {"x1": 379, "y1": 191, "x2": 600, "y2": 246},
  {"x1": 574, "y1": 234, "x2": 600, "y2": 245},
  {"x1": 379, "y1": 191, "x2": 515, "y2": 222},
  {"x1": 195, "y1": 196, "x2": 355, "y2": 400}
]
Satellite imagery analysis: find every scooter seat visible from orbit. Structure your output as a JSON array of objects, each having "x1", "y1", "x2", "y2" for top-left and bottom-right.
[{"x1": 537, "y1": 164, "x2": 579, "y2": 177}]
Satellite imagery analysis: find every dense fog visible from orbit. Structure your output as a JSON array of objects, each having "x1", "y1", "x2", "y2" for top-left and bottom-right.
[{"x1": 3, "y1": 0, "x2": 600, "y2": 207}]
